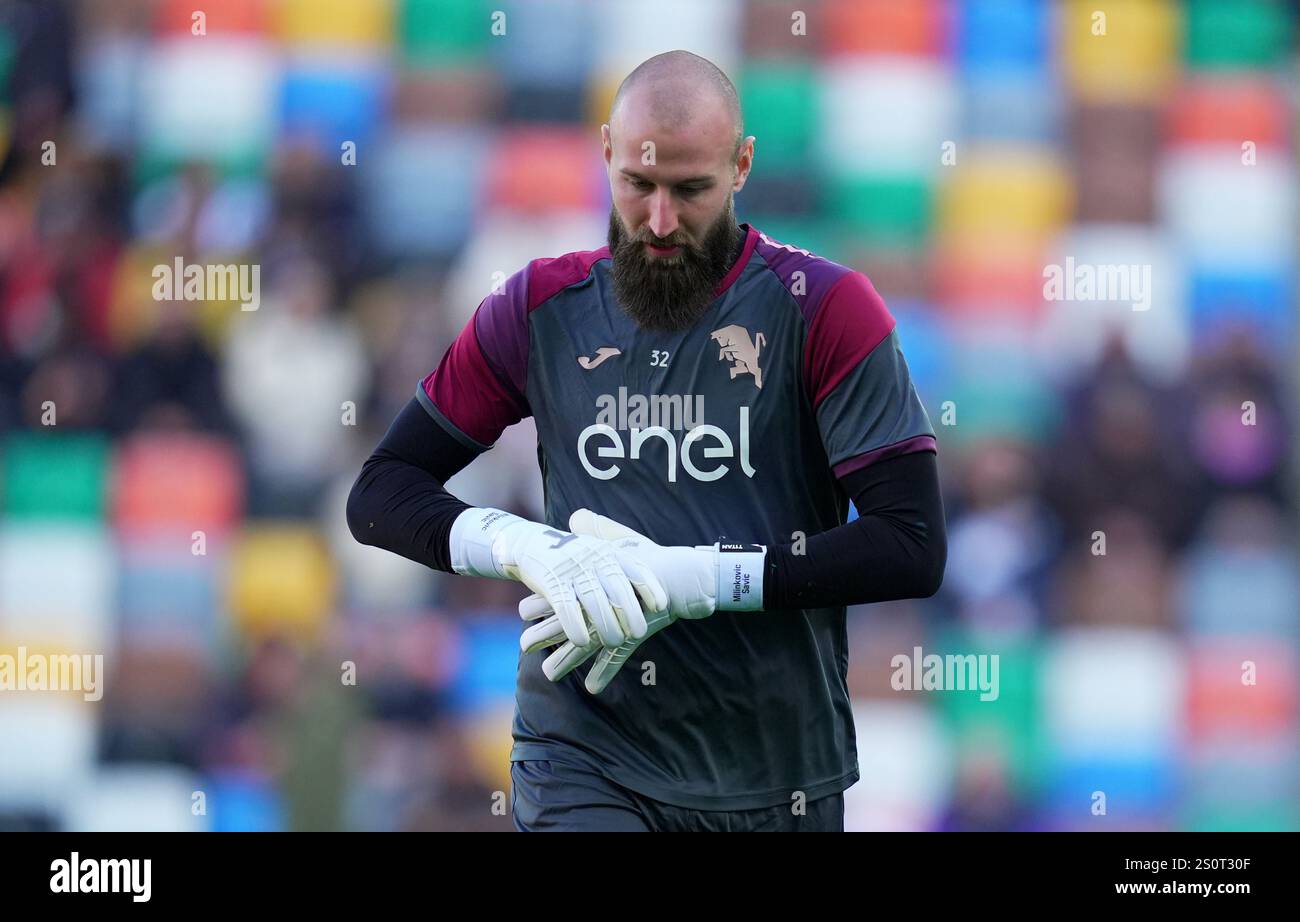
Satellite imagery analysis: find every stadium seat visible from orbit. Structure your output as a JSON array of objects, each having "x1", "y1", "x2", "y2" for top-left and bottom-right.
[
  {"x1": 1185, "y1": 0, "x2": 1293, "y2": 71},
  {"x1": 1158, "y1": 151, "x2": 1296, "y2": 269},
  {"x1": 742, "y1": 0, "x2": 822, "y2": 58},
  {"x1": 484, "y1": 127, "x2": 603, "y2": 214},
  {"x1": 822, "y1": 0, "x2": 948, "y2": 58},
  {"x1": 1071, "y1": 104, "x2": 1159, "y2": 224},
  {"x1": 117, "y1": 537, "x2": 223, "y2": 657},
  {"x1": 362, "y1": 125, "x2": 490, "y2": 259},
  {"x1": 112, "y1": 432, "x2": 244, "y2": 536},
  {"x1": 280, "y1": 54, "x2": 392, "y2": 155},
  {"x1": 2, "y1": 432, "x2": 109, "y2": 520},
  {"x1": 273, "y1": 0, "x2": 394, "y2": 50},
  {"x1": 399, "y1": 0, "x2": 488, "y2": 69},
  {"x1": 825, "y1": 175, "x2": 933, "y2": 245},
  {"x1": 0, "y1": 698, "x2": 97, "y2": 822},
  {"x1": 933, "y1": 234, "x2": 1050, "y2": 317},
  {"x1": 739, "y1": 62, "x2": 817, "y2": 172},
  {"x1": 937, "y1": 150, "x2": 1072, "y2": 238},
  {"x1": 0, "y1": 524, "x2": 115, "y2": 652},
  {"x1": 155, "y1": 0, "x2": 266, "y2": 37},
  {"x1": 1167, "y1": 78, "x2": 1290, "y2": 148},
  {"x1": 818, "y1": 58, "x2": 955, "y2": 176},
  {"x1": 489, "y1": 0, "x2": 591, "y2": 88},
  {"x1": 138, "y1": 36, "x2": 277, "y2": 175},
  {"x1": 227, "y1": 525, "x2": 336, "y2": 645},
  {"x1": 1062, "y1": 0, "x2": 1178, "y2": 104},
  {"x1": 956, "y1": 0, "x2": 1048, "y2": 75},
  {"x1": 64, "y1": 765, "x2": 209, "y2": 832},
  {"x1": 1187, "y1": 641, "x2": 1297, "y2": 739}
]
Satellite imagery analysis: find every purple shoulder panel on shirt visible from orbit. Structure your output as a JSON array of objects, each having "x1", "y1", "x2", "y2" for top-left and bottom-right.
[
  {"x1": 751, "y1": 229, "x2": 855, "y2": 327},
  {"x1": 752, "y1": 229, "x2": 898, "y2": 407},
  {"x1": 527, "y1": 245, "x2": 611, "y2": 311},
  {"x1": 472, "y1": 246, "x2": 611, "y2": 397}
]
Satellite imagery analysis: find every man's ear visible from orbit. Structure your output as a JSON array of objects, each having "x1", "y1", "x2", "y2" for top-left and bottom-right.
[
  {"x1": 732, "y1": 135, "x2": 756, "y2": 193},
  {"x1": 601, "y1": 124, "x2": 613, "y2": 167}
]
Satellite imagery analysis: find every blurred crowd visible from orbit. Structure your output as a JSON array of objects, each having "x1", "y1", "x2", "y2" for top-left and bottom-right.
[{"x1": 0, "y1": 0, "x2": 1294, "y2": 831}]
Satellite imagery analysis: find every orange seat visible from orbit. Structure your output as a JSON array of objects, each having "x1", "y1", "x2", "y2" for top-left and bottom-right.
[
  {"x1": 112, "y1": 433, "x2": 244, "y2": 537},
  {"x1": 484, "y1": 128, "x2": 600, "y2": 213},
  {"x1": 933, "y1": 234, "x2": 1051, "y2": 318},
  {"x1": 1187, "y1": 643, "x2": 1297, "y2": 740},
  {"x1": 1167, "y1": 79, "x2": 1290, "y2": 149},
  {"x1": 823, "y1": 0, "x2": 948, "y2": 57},
  {"x1": 155, "y1": 0, "x2": 266, "y2": 36}
]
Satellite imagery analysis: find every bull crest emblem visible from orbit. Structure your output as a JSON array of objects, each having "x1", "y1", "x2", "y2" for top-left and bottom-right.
[{"x1": 710, "y1": 324, "x2": 766, "y2": 389}]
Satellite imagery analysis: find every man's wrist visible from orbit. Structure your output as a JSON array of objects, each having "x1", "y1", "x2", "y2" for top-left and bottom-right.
[
  {"x1": 449, "y1": 507, "x2": 525, "y2": 578},
  {"x1": 710, "y1": 542, "x2": 766, "y2": 612}
]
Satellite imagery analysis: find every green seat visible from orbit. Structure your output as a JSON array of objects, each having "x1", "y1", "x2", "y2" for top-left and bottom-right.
[
  {"x1": 824, "y1": 174, "x2": 933, "y2": 246},
  {"x1": 740, "y1": 62, "x2": 817, "y2": 172},
  {"x1": 1183, "y1": 802, "x2": 1298, "y2": 832},
  {"x1": 0, "y1": 27, "x2": 15, "y2": 104},
  {"x1": 940, "y1": 364, "x2": 1061, "y2": 446},
  {"x1": 933, "y1": 627, "x2": 1046, "y2": 794},
  {"x1": 3, "y1": 433, "x2": 110, "y2": 520},
  {"x1": 1186, "y1": 0, "x2": 1292, "y2": 71},
  {"x1": 401, "y1": 0, "x2": 489, "y2": 69},
  {"x1": 132, "y1": 149, "x2": 266, "y2": 189}
]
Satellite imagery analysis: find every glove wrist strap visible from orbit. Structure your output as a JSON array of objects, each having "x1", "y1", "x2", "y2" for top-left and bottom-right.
[
  {"x1": 711, "y1": 542, "x2": 766, "y2": 612},
  {"x1": 450, "y1": 507, "x2": 524, "y2": 578}
]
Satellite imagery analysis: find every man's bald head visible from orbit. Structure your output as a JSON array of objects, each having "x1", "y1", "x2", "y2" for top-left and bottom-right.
[
  {"x1": 610, "y1": 50, "x2": 744, "y2": 162},
  {"x1": 601, "y1": 51, "x2": 755, "y2": 331}
]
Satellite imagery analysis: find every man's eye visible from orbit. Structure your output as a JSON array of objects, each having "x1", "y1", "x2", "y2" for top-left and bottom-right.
[
  {"x1": 630, "y1": 178, "x2": 653, "y2": 191},
  {"x1": 678, "y1": 186, "x2": 703, "y2": 198}
]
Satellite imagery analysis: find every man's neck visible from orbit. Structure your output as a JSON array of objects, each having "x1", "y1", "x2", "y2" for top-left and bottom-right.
[{"x1": 728, "y1": 222, "x2": 748, "y2": 266}]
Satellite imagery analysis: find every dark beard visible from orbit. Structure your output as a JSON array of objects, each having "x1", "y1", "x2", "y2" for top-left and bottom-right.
[{"x1": 607, "y1": 200, "x2": 742, "y2": 333}]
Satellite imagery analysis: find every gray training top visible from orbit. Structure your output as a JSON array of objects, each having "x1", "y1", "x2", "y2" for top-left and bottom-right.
[{"x1": 418, "y1": 223, "x2": 936, "y2": 810}]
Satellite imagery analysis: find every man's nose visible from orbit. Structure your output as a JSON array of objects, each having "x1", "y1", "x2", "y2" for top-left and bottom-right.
[{"x1": 646, "y1": 188, "x2": 679, "y2": 241}]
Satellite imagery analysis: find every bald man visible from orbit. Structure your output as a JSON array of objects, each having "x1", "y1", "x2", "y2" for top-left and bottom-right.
[{"x1": 348, "y1": 51, "x2": 946, "y2": 832}]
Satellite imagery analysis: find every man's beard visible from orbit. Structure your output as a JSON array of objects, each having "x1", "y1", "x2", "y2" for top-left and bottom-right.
[{"x1": 607, "y1": 199, "x2": 742, "y2": 333}]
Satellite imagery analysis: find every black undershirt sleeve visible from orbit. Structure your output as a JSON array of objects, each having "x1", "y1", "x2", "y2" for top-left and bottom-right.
[
  {"x1": 346, "y1": 396, "x2": 478, "y2": 573},
  {"x1": 349, "y1": 397, "x2": 948, "y2": 607},
  {"x1": 761, "y1": 450, "x2": 947, "y2": 610}
]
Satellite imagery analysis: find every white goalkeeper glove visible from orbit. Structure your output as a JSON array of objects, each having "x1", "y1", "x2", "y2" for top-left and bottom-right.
[
  {"x1": 450, "y1": 507, "x2": 667, "y2": 649},
  {"x1": 518, "y1": 508, "x2": 766, "y2": 694}
]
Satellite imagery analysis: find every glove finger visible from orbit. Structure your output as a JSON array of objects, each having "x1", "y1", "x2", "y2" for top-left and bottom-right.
[
  {"x1": 584, "y1": 613, "x2": 680, "y2": 694},
  {"x1": 519, "y1": 563, "x2": 590, "y2": 648},
  {"x1": 593, "y1": 552, "x2": 650, "y2": 641},
  {"x1": 520, "y1": 614, "x2": 574, "y2": 653},
  {"x1": 569, "y1": 511, "x2": 663, "y2": 635},
  {"x1": 542, "y1": 641, "x2": 598, "y2": 682},
  {"x1": 584, "y1": 639, "x2": 640, "y2": 695},
  {"x1": 573, "y1": 560, "x2": 626, "y2": 648},
  {"x1": 518, "y1": 593, "x2": 553, "y2": 622},
  {"x1": 615, "y1": 552, "x2": 668, "y2": 620},
  {"x1": 569, "y1": 508, "x2": 649, "y2": 542}
]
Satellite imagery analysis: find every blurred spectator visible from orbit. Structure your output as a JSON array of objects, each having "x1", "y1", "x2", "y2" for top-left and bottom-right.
[
  {"x1": 221, "y1": 259, "x2": 367, "y2": 516},
  {"x1": 1044, "y1": 335, "x2": 1208, "y2": 551},
  {"x1": 110, "y1": 296, "x2": 232, "y2": 434}
]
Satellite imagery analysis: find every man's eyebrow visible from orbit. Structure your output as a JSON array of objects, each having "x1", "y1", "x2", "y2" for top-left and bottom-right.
[{"x1": 619, "y1": 169, "x2": 716, "y2": 186}]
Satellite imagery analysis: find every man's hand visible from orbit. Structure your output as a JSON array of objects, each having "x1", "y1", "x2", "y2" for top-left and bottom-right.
[
  {"x1": 518, "y1": 509, "x2": 765, "y2": 694},
  {"x1": 450, "y1": 507, "x2": 667, "y2": 649}
]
